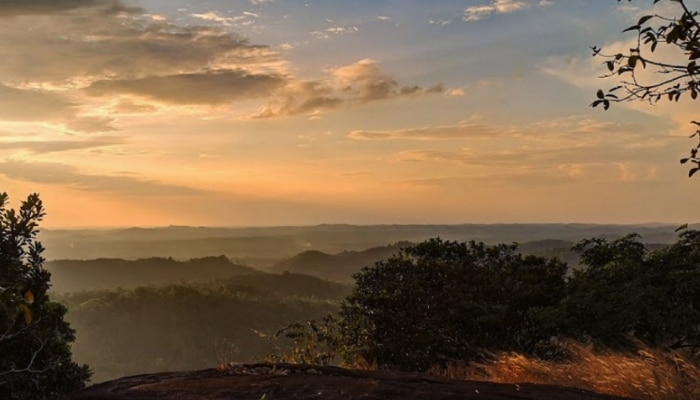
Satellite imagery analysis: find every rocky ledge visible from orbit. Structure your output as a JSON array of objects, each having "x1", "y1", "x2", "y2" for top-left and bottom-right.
[{"x1": 71, "y1": 363, "x2": 632, "y2": 400}]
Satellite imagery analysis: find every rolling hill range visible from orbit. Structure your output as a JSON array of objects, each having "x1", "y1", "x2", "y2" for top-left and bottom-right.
[
  {"x1": 38, "y1": 224, "x2": 691, "y2": 267},
  {"x1": 46, "y1": 256, "x2": 260, "y2": 293}
]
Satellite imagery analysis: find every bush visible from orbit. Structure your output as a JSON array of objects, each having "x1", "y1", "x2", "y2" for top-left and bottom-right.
[
  {"x1": 339, "y1": 238, "x2": 567, "y2": 371},
  {"x1": 0, "y1": 193, "x2": 90, "y2": 399},
  {"x1": 564, "y1": 229, "x2": 700, "y2": 350}
]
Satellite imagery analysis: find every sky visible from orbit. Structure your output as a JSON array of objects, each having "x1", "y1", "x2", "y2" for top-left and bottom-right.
[{"x1": 0, "y1": 0, "x2": 698, "y2": 227}]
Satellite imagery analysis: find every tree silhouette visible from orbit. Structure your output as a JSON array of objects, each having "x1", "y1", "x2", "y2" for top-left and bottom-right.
[
  {"x1": 591, "y1": 0, "x2": 700, "y2": 175},
  {"x1": 0, "y1": 193, "x2": 90, "y2": 400}
]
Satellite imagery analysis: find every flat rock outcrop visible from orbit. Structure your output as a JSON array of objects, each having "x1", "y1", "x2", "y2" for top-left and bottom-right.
[{"x1": 71, "y1": 363, "x2": 632, "y2": 400}]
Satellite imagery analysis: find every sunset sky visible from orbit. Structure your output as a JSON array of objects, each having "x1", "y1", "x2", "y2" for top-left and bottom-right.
[{"x1": 1, "y1": 0, "x2": 698, "y2": 227}]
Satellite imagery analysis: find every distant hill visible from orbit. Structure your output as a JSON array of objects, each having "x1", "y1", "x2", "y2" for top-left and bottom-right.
[
  {"x1": 55, "y1": 272, "x2": 348, "y2": 383},
  {"x1": 271, "y1": 237, "x2": 676, "y2": 282},
  {"x1": 209, "y1": 272, "x2": 352, "y2": 300},
  {"x1": 38, "y1": 223, "x2": 692, "y2": 265},
  {"x1": 272, "y1": 242, "x2": 410, "y2": 282},
  {"x1": 46, "y1": 255, "x2": 260, "y2": 293},
  {"x1": 273, "y1": 239, "x2": 590, "y2": 282}
]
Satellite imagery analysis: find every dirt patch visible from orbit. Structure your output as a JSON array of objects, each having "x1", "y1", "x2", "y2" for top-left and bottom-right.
[{"x1": 70, "y1": 363, "x2": 632, "y2": 400}]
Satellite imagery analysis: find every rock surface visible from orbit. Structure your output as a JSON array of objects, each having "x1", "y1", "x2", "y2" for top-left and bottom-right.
[{"x1": 71, "y1": 363, "x2": 632, "y2": 400}]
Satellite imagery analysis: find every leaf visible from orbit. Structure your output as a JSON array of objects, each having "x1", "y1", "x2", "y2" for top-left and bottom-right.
[
  {"x1": 638, "y1": 15, "x2": 653, "y2": 26},
  {"x1": 618, "y1": 66, "x2": 633, "y2": 75},
  {"x1": 19, "y1": 303, "x2": 32, "y2": 325},
  {"x1": 667, "y1": 26, "x2": 681, "y2": 43},
  {"x1": 596, "y1": 89, "x2": 604, "y2": 99},
  {"x1": 628, "y1": 56, "x2": 638, "y2": 68},
  {"x1": 622, "y1": 25, "x2": 641, "y2": 33},
  {"x1": 24, "y1": 290, "x2": 34, "y2": 305},
  {"x1": 690, "y1": 168, "x2": 700, "y2": 178},
  {"x1": 675, "y1": 223, "x2": 689, "y2": 232},
  {"x1": 681, "y1": 158, "x2": 690, "y2": 164},
  {"x1": 606, "y1": 61, "x2": 614, "y2": 71}
]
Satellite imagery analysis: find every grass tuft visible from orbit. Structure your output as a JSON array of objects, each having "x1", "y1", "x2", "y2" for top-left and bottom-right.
[{"x1": 428, "y1": 342, "x2": 700, "y2": 400}]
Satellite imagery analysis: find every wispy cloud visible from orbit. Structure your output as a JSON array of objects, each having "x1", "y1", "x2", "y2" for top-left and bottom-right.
[
  {"x1": 0, "y1": 0, "x2": 140, "y2": 17},
  {"x1": 85, "y1": 70, "x2": 285, "y2": 105},
  {"x1": 191, "y1": 11, "x2": 234, "y2": 24},
  {"x1": 254, "y1": 59, "x2": 444, "y2": 118},
  {"x1": 0, "y1": 160, "x2": 205, "y2": 196},
  {"x1": 348, "y1": 122, "x2": 509, "y2": 141},
  {"x1": 464, "y1": 0, "x2": 542, "y2": 22},
  {"x1": 0, "y1": 136, "x2": 124, "y2": 154}
]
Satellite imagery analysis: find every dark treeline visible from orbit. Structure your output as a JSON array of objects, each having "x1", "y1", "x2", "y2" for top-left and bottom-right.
[
  {"x1": 46, "y1": 256, "x2": 259, "y2": 293},
  {"x1": 278, "y1": 228, "x2": 700, "y2": 372}
]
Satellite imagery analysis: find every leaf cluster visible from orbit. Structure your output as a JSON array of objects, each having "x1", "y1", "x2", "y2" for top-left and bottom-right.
[
  {"x1": 592, "y1": 0, "x2": 700, "y2": 174},
  {"x1": 0, "y1": 193, "x2": 90, "y2": 400}
]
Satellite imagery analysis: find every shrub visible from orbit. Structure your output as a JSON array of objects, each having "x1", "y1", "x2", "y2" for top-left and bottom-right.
[{"x1": 0, "y1": 193, "x2": 90, "y2": 399}]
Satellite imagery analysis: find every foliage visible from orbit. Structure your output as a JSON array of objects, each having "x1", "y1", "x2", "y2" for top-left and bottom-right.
[
  {"x1": 591, "y1": 0, "x2": 700, "y2": 175},
  {"x1": 56, "y1": 276, "x2": 343, "y2": 382},
  {"x1": 270, "y1": 314, "x2": 343, "y2": 365},
  {"x1": 564, "y1": 228, "x2": 700, "y2": 349},
  {"x1": 338, "y1": 238, "x2": 568, "y2": 371},
  {"x1": 0, "y1": 193, "x2": 90, "y2": 400}
]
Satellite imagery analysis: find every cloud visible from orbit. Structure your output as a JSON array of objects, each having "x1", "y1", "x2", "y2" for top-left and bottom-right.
[
  {"x1": 0, "y1": 84, "x2": 75, "y2": 121},
  {"x1": 371, "y1": 115, "x2": 673, "y2": 182},
  {"x1": 110, "y1": 99, "x2": 158, "y2": 114},
  {"x1": 0, "y1": 84, "x2": 118, "y2": 132},
  {"x1": 349, "y1": 115, "x2": 643, "y2": 142},
  {"x1": 403, "y1": 171, "x2": 573, "y2": 188},
  {"x1": 464, "y1": 0, "x2": 545, "y2": 22},
  {"x1": 348, "y1": 123, "x2": 509, "y2": 141},
  {"x1": 64, "y1": 116, "x2": 117, "y2": 133},
  {"x1": 0, "y1": 0, "x2": 139, "y2": 17},
  {"x1": 0, "y1": 13, "x2": 280, "y2": 85},
  {"x1": 396, "y1": 141, "x2": 671, "y2": 169},
  {"x1": 311, "y1": 25, "x2": 359, "y2": 39},
  {"x1": 0, "y1": 160, "x2": 204, "y2": 196},
  {"x1": 0, "y1": 136, "x2": 124, "y2": 154},
  {"x1": 191, "y1": 11, "x2": 234, "y2": 24},
  {"x1": 0, "y1": 0, "x2": 437, "y2": 126},
  {"x1": 85, "y1": 70, "x2": 286, "y2": 105},
  {"x1": 255, "y1": 59, "x2": 444, "y2": 118}
]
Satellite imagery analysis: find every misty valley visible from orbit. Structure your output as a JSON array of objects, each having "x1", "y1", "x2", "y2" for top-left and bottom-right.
[{"x1": 41, "y1": 224, "x2": 690, "y2": 384}]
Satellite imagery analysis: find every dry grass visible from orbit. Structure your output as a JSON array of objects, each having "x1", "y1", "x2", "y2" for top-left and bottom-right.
[{"x1": 429, "y1": 342, "x2": 700, "y2": 400}]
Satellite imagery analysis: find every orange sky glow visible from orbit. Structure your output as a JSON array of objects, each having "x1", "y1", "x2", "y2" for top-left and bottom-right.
[{"x1": 0, "y1": 0, "x2": 698, "y2": 227}]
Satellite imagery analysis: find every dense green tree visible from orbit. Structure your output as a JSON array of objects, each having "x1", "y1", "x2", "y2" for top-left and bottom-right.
[
  {"x1": 564, "y1": 229, "x2": 700, "y2": 349},
  {"x1": 338, "y1": 238, "x2": 567, "y2": 371},
  {"x1": 0, "y1": 193, "x2": 90, "y2": 399},
  {"x1": 591, "y1": 0, "x2": 700, "y2": 175}
]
